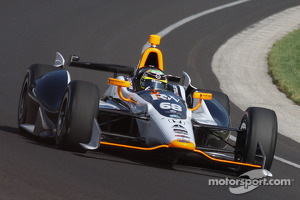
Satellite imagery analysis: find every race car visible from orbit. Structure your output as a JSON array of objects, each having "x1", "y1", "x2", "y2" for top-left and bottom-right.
[{"x1": 18, "y1": 34, "x2": 278, "y2": 174}]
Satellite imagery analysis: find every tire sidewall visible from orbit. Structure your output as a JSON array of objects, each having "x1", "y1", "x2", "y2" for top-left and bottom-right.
[
  {"x1": 56, "y1": 80, "x2": 99, "y2": 152},
  {"x1": 18, "y1": 74, "x2": 29, "y2": 126},
  {"x1": 237, "y1": 107, "x2": 277, "y2": 170},
  {"x1": 56, "y1": 90, "x2": 71, "y2": 149}
]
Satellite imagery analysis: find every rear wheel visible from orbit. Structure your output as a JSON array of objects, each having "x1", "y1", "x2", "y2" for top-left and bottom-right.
[
  {"x1": 18, "y1": 64, "x2": 61, "y2": 132},
  {"x1": 56, "y1": 80, "x2": 99, "y2": 152},
  {"x1": 18, "y1": 75, "x2": 29, "y2": 130},
  {"x1": 28, "y1": 64, "x2": 63, "y2": 89},
  {"x1": 236, "y1": 107, "x2": 278, "y2": 171}
]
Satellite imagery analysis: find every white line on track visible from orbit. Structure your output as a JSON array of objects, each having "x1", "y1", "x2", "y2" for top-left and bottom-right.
[
  {"x1": 274, "y1": 156, "x2": 300, "y2": 169},
  {"x1": 230, "y1": 135, "x2": 300, "y2": 169},
  {"x1": 142, "y1": 0, "x2": 300, "y2": 169},
  {"x1": 142, "y1": 0, "x2": 250, "y2": 52}
]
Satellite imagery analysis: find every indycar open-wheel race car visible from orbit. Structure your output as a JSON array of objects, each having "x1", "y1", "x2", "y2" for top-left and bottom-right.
[{"x1": 18, "y1": 35, "x2": 278, "y2": 174}]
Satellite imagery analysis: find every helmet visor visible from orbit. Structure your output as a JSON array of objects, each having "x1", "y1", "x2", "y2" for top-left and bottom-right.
[{"x1": 141, "y1": 79, "x2": 167, "y2": 90}]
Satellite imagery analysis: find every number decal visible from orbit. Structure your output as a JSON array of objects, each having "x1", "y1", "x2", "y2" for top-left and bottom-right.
[
  {"x1": 160, "y1": 102, "x2": 182, "y2": 111},
  {"x1": 160, "y1": 102, "x2": 170, "y2": 109},
  {"x1": 171, "y1": 104, "x2": 182, "y2": 111}
]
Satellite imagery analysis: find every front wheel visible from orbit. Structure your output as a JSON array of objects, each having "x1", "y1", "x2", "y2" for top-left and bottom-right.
[
  {"x1": 236, "y1": 107, "x2": 277, "y2": 171},
  {"x1": 56, "y1": 80, "x2": 99, "y2": 152}
]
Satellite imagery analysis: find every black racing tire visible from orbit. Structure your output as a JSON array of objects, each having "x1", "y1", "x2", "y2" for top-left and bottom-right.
[
  {"x1": 17, "y1": 74, "x2": 30, "y2": 132},
  {"x1": 18, "y1": 64, "x2": 63, "y2": 132},
  {"x1": 236, "y1": 107, "x2": 278, "y2": 171},
  {"x1": 56, "y1": 80, "x2": 99, "y2": 152}
]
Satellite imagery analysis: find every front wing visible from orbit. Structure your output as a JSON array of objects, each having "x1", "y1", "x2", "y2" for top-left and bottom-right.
[{"x1": 81, "y1": 108, "x2": 264, "y2": 171}]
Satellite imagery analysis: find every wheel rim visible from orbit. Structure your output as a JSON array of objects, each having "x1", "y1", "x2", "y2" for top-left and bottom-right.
[
  {"x1": 240, "y1": 120, "x2": 247, "y2": 130},
  {"x1": 235, "y1": 119, "x2": 248, "y2": 162},
  {"x1": 56, "y1": 99, "x2": 68, "y2": 142}
]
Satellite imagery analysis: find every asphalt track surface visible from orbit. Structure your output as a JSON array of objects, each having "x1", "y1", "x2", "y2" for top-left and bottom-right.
[{"x1": 0, "y1": 0, "x2": 299, "y2": 199}]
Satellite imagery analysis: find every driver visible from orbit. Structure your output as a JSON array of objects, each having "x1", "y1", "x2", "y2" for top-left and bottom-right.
[{"x1": 140, "y1": 69, "x2": 167, "y2": 91}]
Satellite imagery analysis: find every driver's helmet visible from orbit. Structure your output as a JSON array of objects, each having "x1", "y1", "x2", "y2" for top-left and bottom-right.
[{"x1": 140, "y1": 69, "x2": 167, "y2": 90}]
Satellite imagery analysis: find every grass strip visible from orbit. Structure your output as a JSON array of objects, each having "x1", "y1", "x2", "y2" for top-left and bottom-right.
[{"x1": 268, "y1": 27, "x2": 300, "y2": 105}]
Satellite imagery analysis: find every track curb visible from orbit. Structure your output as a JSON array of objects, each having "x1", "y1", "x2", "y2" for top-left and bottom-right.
[{"x1": 212, "y1": 5, "x2": 300, "y2": 143}]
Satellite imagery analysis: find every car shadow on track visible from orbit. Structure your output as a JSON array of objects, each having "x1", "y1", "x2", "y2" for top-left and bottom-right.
[
  {"x1": 0, "y1": 125, "x2": 58, "y2": 149},
  {"x1": 0, "y1": 126, "x2": 19, "y2": 134},
  {"x1": 75, "y1": 147, "x2": 238, "y2": 179},
  {"x1": 1, "y1": 125, "x2": 237, "y2": 178}
]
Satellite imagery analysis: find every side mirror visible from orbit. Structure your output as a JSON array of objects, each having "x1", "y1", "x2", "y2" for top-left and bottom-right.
[
  {"x1": 107, "y1": 78, "x2": 131, "y2": 102},
  {"x1": 193, "y1": 92, "x2": 212, "y2": 100},
  {"x1": 107, "y1": 78, "x2": 130, "y2": 87},
  {"x1": 189, "y1": 92, "x2": 212, "y2": 111}
]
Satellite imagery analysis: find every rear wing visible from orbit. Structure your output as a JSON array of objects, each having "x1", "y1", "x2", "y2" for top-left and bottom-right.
[{"x1": 68, "y1": 55, "x2": 134, "y2": 76}]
